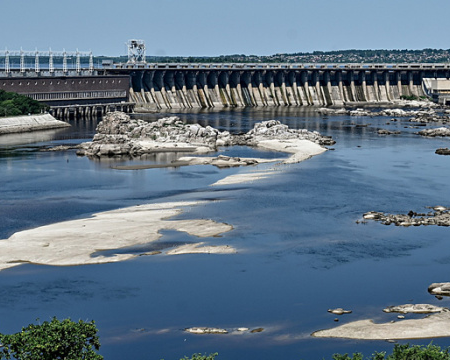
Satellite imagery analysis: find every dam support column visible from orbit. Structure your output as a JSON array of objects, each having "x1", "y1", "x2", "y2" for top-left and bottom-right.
[
  {"x1": 408, "y1": 72, "x2": 414, "y2": 96},
  {"x1": 324, "y1": 71, "x2": 333, "y2": 106},
  {"x1": 337, "y1": 71, "x2": 345, "y2": 102},
  {"x1": 372, "y1": 71, "x2": 380, "y2": 101},
  {"x1": 218, "y1": 71, "x2": 232, "y2": 106},
  {"x1": 361, "y1": 72, "x2": 368, "y2": 102},
  {"x1": 209, "y1": 71, "x2": 223, "y2": 108},
  {"x1": 349, "y1": 71, "x2": 356, "y2": 102},
  {"x1": 384, "y1": 72, "x2": 391, "y2": 101},
  {"x1": 251, "y1": 72, "x2": 265, "y2": 106},
  {"x1": 264, "y1": 71, "x2": 277, "y2": 106},
  {"x1": 288, "y1": 71, "x2": 300, "y2": 105},
  {"x1": 396, "y1": 72, "x2": 402, "y2": 98},
  {"x1": 302, "y1": 71, "x2": 312, "y2": 105},
  {"x1": 276, "y1": 72, "x2": 288, "y2": 105},
  {"x1": 175, "y1": 71, "x2": 189, "y2": 108},
  {"x1": 147, "y1": 71, "x2": 161, "y2": 109}
]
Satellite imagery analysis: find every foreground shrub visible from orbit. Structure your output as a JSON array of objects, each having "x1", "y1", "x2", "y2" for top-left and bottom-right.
[
  {"x1": 333, "y1": 343, "x2": 450, "y2": 360},
  {"x1": 0, "y1": 317, "x2": 103, "y2": 360}
]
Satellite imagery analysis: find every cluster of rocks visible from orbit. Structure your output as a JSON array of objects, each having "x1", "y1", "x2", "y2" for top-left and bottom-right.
[
  {"x1": 429, "y1": 282, "x2": 450, "y2": 297},
  {"x1": 77, "y1": 112, "x2": 335, "y2": 157},
  {"x1": 383, "y1": 304, "x2": 448, "y2": 314},
  {"x1": 408, "y1": 109, "x2": 450, "y2": 124},
  {"x1": 233, "y1": 119, "x2": 335, "y2": 146},
  {"x1": 318, "y1": 108, "x2": 374, "y2": 117},
  {"x1": 184, "y1": 326, "x2": 264, "y2": 335},
  {"x1": 362, "y1": 206, "x2": 450, "y2": 227},
  {"x1": 319, "y1": 105, "x2": 450, "y2": 128},
  {"x1": 377, "y1": 129, "x2": 401, "y2": 135},
  {"x1": 436, "y1": 148, "x2": 450, "y2": 155},
  {"x1": 77, "y1": 112, "x2": 232, "y2": 157},
  {"x1": 418, "y1": 127, "x2": 450, "y2": 137},
  {"x1": 328, "y1": 308, "x2": 352, "y2": 315}
]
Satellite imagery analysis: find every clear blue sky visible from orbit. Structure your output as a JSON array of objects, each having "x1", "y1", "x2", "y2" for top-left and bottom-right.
[{"x1": 2, "y1": 0, "x2": 450, "y2": 57}]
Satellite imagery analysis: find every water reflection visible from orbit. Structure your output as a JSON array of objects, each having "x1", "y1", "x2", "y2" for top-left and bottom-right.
[{"x1": 0, "y1": 128, "x2": 70, "y2": 146}]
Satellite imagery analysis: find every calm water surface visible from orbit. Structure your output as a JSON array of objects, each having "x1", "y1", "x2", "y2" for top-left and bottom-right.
[{"x1": 1, "y1": 108, "x2": 450, "y2": 360}]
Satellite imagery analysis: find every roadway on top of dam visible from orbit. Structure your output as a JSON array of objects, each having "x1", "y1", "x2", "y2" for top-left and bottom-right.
[{"x1": 109, "y1": 62, "x2": 450, "y2": 71}]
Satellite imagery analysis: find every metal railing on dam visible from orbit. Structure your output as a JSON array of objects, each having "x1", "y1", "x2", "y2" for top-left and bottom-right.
[
  {"x1": 105, "y1": 63, "x2": 450, "y2": 109},
  {"x1": 110, "y1": 62, "x2": 450, "y2": 71}
]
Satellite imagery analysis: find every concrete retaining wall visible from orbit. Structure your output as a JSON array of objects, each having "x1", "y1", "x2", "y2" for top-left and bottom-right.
[{"x1": 0, "y1": 114, "x2": 70, "y2": 135}]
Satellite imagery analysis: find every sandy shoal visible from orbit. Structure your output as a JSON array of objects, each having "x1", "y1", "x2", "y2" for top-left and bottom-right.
[
  {"x1": 255, "y1": 139, "x2": 327, "y2": 164},
  {"x1": 212, "y1": 139, "x2": 327, "y2": 186},
  {"x1": 1, "y1": 139, "x2": 327, "y2": 271},
  {"x1": 0, "y1": 201, "x2": 234, "y2": 272},
  {"x1": 312, "y1": 312, "x2": 450, "y2": 340}
]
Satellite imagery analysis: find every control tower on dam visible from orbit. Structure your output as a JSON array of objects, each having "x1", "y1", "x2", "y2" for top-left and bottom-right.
[{"x1": 106, "y1": 63, "x2": 450, "y2": 110}]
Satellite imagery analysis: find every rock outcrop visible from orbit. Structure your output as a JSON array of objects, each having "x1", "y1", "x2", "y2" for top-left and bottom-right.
[
  {"x1": 233, "y1": 119, "x2": 335, "y2": 146},
  {"x1": 77, "y1": 112, "x2": 335, "y2": 158},
  {"x1": 328, "y1": 308, "x2": 352, "y2": 315},
  {"x1": 362, "y1": 206, "x2": 450, "y2": 227},
  {"x1": 377, "y1": 129, "x2": 401, "y2": 135},
  {"x1": 436, "y1": 148, "x2": 450, "y2": 155},
  {"x1": 184, "y1": 326, "x2": 264, "y2": 335},
  {"x1": 428, "y1": 283, "x2": 450, "y2": 296},
  {"x1": 383, "y1": 304, "x2": 448, "y2": 314},
  {"x1": 418, "y1": 127, "x2": 450, "y2": 137}
]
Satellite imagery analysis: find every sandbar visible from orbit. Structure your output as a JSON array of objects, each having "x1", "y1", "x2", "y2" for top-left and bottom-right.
[
  {"x1": 211, "y1": 139, "x2": 327, "y2": 186},
  {"x1": 256, "y1": 139, "x2": 327, "y2": 164},
  {"x1": 0, "y1": 201, "x2": 234, "y2": 272},
  {"x1": 312, "y1": 312, "x2": 450, "y2": 340},
  {"x1": 0, "y1": 114, "x2": 70, "y2": 135}
]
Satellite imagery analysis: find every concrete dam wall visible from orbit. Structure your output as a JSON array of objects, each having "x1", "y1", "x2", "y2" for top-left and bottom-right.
[{"x1": 128, "y1": 68, "x2": 426, "y2": 109}]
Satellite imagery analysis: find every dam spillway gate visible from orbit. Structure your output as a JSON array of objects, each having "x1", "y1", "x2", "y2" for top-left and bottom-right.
[{"x1": 118, "y1": 64, "x2": 447, "y2": 109}]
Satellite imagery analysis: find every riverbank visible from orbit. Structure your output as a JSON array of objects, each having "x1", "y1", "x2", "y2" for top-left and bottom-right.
[{"x1": 0, "y1": 114, "x2": 70, "y2": 135}]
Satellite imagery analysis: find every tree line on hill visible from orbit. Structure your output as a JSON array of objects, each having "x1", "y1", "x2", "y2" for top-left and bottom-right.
[{"x1": 96, "y1": 48, "x2": 450, "y2": 64}]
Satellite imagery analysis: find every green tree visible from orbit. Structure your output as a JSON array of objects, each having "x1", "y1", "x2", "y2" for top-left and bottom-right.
[
  {"x1": 0, "y1": 317, "x2": 103, "y2": 360},
  {"x1": 0, "y1": 90, "x2": 46, "y2": 117}
]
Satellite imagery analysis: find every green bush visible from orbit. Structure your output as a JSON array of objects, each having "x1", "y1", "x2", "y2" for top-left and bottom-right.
[
  {"x1": 400, "y1": 94, "x2": 419, "y2": 101},
  {"x1": 0, "y1": 317, "x2": 103, "y2": 360},
  {"x1": 333, "y1": 344, "x2": 450, "y2": 360},
  {"x1": 0, "y1": 90, "x2": 47, "y2": 117}
]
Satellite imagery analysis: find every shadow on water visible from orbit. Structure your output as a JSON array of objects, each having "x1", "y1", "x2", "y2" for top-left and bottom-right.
[{"x1": 91, "y1": 230, "x2": 197, "y2": 258}]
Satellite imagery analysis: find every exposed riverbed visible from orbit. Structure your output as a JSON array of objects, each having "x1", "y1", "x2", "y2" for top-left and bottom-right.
[{"x1": 1, "y1": 107, "x2": 450, "y2": 360}]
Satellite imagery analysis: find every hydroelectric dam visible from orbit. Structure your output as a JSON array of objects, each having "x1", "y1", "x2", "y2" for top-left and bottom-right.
[
  {"x1": 108, "y1": 62, "x2": 450, "y2": 110},
  {"x1": 2, "y1": 47, "x2": 450, "y2": 116}
]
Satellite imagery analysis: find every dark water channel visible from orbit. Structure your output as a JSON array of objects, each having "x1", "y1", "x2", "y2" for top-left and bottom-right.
[{"x1": 1, "y1": 107, "x2": 450, "y2": 359}]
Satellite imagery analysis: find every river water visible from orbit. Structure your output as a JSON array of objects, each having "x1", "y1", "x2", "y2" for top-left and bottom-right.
[{"x1": 1, "y1": 108, "x2": 450, "y2": 360}]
